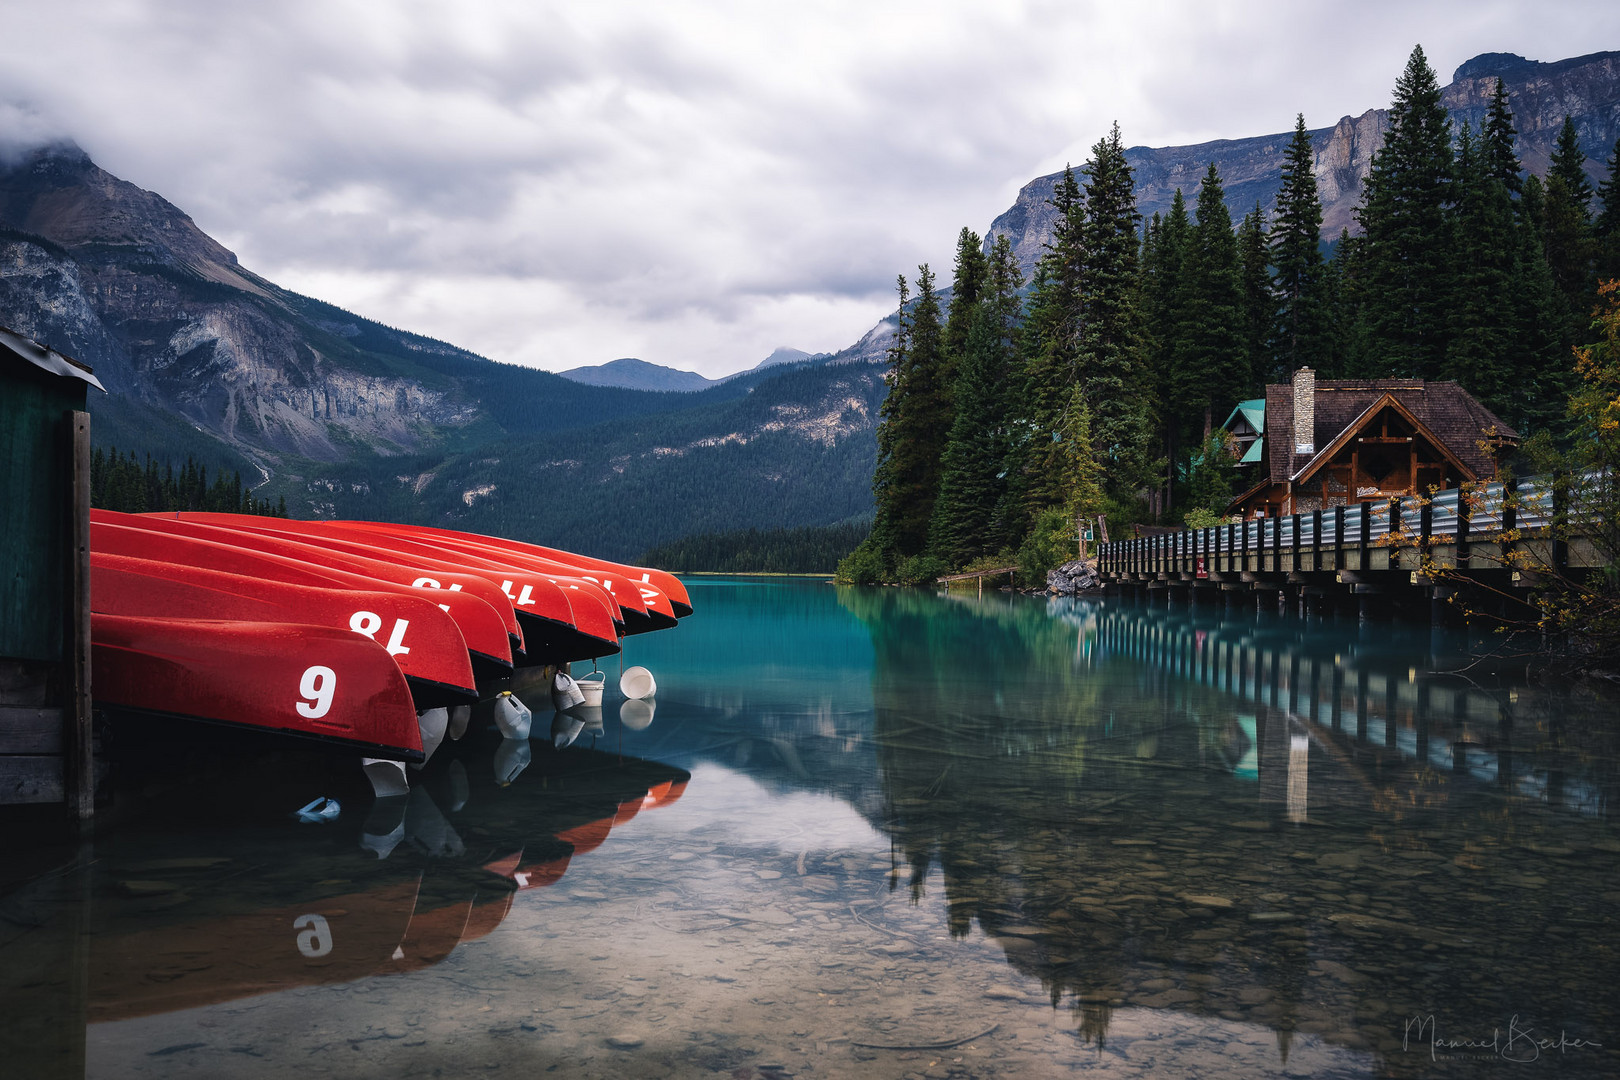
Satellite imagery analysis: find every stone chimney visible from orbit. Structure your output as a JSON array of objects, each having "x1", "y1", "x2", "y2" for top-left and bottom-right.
[{"x1": 1292, "y1": 367, "x2": 1315, "y2": 455}]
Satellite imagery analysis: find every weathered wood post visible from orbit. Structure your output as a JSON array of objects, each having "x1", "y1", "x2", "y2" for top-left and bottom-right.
[{"x1": 67, "y1": 412, "x2": 93, "y2": 821}]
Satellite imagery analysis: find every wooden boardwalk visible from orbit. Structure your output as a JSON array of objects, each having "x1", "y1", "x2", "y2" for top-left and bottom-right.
[{"x1": 1095, "y1": 478, "x2": 1600, "y2": 620}]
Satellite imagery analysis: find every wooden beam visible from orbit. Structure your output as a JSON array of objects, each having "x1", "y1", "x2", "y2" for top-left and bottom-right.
[{"x1": 65, "y1": 410, "x2": 93, "y2": 821}]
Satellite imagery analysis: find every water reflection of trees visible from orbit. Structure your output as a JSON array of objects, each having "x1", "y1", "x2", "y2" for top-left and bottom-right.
[{"x1": 842, "y1": 586, "x2": 1620, "y2": 1076}]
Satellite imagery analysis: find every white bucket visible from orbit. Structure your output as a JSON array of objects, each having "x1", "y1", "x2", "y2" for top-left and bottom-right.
[
  {"x1": 574, "y1": 673, "x2": 606, "y2": 708},
  {"x1": 550, "y1": 671, "x2": 585, "y2": 711},
  {"x1": 620, "y1": 665, "x2": 657, "y2": 700}
]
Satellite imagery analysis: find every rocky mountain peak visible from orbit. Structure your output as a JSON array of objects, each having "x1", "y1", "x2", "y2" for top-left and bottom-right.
[
  {"x1": 0, "y1": 141, "x2": 256, "y2": 292},
  {"x1": 983, "y1": 49, "x2": 1620, "y2": 279},
  {"x1": 1452, "y1": 53, "x2": 1536, "y2": 82}
]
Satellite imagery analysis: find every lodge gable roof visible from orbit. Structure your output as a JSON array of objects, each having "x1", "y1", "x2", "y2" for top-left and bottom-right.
[{"x1": 1263, "y1": 378, "x2": 1514, "y2": 484}]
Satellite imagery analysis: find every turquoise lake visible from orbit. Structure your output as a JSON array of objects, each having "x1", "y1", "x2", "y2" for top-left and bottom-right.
[{"x1": 3, "y1": 575, "x2": 1619, "y2": 1078}]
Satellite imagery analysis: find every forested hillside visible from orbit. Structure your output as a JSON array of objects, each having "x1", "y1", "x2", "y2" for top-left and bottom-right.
[
  {"x1": 845, "y1": 46, "x2": 1620, "y2": 587},
  {"x1": 282, "y1": 361, "x2": 886, "y2": 562},
  {"x1": 641, "y1": 521, "x2": 869, "y2": 574}
]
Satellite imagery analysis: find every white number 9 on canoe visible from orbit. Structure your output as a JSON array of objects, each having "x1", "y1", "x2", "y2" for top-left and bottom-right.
[{"x1": 296, "y1": 665, "x2": 337, "y2": 719}]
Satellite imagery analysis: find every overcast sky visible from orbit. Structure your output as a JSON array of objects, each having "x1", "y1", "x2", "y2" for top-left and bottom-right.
[{"x1": 3, "y1": 2, "x2": 1618, "y2": 378}]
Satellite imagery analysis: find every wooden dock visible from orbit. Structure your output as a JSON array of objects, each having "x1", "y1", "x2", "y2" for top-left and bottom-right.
[{"x1": 937, "y1": 566, "x2": 1019, "y2": 595}]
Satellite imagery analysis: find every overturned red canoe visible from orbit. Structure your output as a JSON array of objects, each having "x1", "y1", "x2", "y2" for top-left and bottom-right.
[
  {"x1": 92, "y1": 614, "x2": 425, "y2": 761},
  {"x1": 92, "y1": 517, "x2": 516, "y2": 677},
  {"x1": 92, "y1": 553, "x2": 477, "y2": 708},
  {"x1": 336, "y1": 520, "x2": 694, "y2": 618},
  {"x1": 168, "y1": 513, "x2": 622, "y2": 663}
]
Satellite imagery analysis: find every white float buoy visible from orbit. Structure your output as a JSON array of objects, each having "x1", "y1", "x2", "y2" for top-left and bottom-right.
[
  {"x1": 493, "y1": 691, "x2": 533, "y2": 739},
  {"x1": 620, "y1": 666, "x2": 656, "y2": 700}
]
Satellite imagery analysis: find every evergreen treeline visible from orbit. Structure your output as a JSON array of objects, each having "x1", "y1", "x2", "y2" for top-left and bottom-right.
[
  {"x1": 91, "y1": 447, "x2": 286, "y2": 517},
  {"x1": 841, "y1": 46, "x2": 1620, "y2": 587},
  {"x1": 640, "y1": 521, "x2": 869, "y2": 574}
]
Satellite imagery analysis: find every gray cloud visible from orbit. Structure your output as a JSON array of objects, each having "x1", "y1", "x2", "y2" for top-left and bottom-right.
[{"x1": 2, "y1": 0, "x2": 1618, "y2": 376}]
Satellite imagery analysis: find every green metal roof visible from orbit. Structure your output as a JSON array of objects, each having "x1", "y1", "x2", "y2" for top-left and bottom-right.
[
  {"x1": 1222, "y1": 398, "x2": 1264, "y2": 434},
  {"x1": 1239, "y1": 437, "x2": 1263, "y2": 464}
]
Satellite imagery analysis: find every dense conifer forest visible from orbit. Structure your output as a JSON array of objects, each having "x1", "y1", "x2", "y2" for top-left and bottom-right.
[
  {"x1": 91, "y1": 448, "x2": 286, "y2": 517},
  {"x1": 841, "y1": 46, "x2": 1620, "y2": 587},
  {"x1": 640, "y1": 521, "x2": 868, "y2": 574}
]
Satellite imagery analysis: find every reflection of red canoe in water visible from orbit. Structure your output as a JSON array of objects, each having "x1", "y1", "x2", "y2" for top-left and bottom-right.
[
  {"x1": 63, "y1": 750, "x2": 692, "y2": 1027},
  {"x1": 88, "y1": 878, "x2": 425, "y2": 1023},
  {"x1": 92, "y1": 614, "x2": 425, "y2": 761}
]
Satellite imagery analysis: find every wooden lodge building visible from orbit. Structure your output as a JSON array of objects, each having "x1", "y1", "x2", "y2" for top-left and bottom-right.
[{"x1": 1228, "y1": 368, "x2": 1516, "y2": 520}]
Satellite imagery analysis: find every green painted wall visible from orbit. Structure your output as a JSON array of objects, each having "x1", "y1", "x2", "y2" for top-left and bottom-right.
[{"x1": 0, "y1": 362, "x2": 85, "y2": 662}]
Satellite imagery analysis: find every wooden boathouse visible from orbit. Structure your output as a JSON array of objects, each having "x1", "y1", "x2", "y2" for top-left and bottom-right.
[{"x1": 0, "y1": 326, "x2": 102, "y2": 818}]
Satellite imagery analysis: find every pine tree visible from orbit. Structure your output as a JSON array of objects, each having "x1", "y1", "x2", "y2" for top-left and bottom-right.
[
  {"x1": 1482, "y1": 79, "x2": 1522, "y2": 193},
  {"x1": 1059, "y1": 386, "x2": 1104, "y2": 534},
  {"x1": 930, "y1": 234, "x2": 1026, "y2": 567},
  {"x1": 1270, "y1": 114, "x2": 1325, "y2": 379},
  {"x1": 1551, "y1": 116, "x2": 1595, "y2": 207},
  {"x1": 1513, "y1": 175, "x2": 1575, "y2": 433},
  {"x1": 1355, "y1": 45, "x2": 1454, "y2": 378},
  {"x1": 1444, "y1": 121, "x2": 1516, "y2": 415},
  {"x1": 1016, "y1": 167, "x2": 1087, "y2": 517},
  {"x1": 942, "y1": 227, "x2": 989, "y2": 375},
  {"x1": 867, "y1": 274, "x2": 912, "y2": 570},
  {"x1": 1543, "y1": 116, "x2": 1596, "y2": 324},
  {"x1": 878, "y1": 265, "x2": 949, "y2": 560},
  {"x1": 1139, "y1": 191, "x2": 1194, "y2": 514},
  {"x1": 1597, "y1": 137, "x2": 1620, "y2": 283},
  {"x1": 1237, "y1": 203, "x2": 1272, "y2": 391},
  {"x1": 1076, "y1": 122, "x2": 1146, "y2": 484},
  {"x1": 929, "y1": 304, "x2": 1010, "y2": 567},
  {"x1": 1177, "y1": 162, "x2": 1246, "y2": 445}
]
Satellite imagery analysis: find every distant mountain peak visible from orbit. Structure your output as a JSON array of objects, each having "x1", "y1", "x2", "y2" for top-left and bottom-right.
[
  {"x1": 557, "y1": 357, "x2": 716, "y2": 392},
  {"x1": 1453, "y1": 53, "x2": 1536, "y2": 82}
]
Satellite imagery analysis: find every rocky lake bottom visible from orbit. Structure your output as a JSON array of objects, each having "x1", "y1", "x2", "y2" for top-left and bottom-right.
[{"x1": 3, "y1": 576, "x2": 1617, "y2": 1078}]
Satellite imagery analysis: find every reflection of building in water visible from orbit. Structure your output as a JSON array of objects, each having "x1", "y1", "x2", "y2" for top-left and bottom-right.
[
  {"x1": 1092, "y1": 605, "x2": 1617, "y2": 817},
  {"x1": 1286, "y1": 733, "x2": 1310, "y2": 823},
  {"x1": 838, "y1": 587, "x2": 1620, "y2": 1068}
]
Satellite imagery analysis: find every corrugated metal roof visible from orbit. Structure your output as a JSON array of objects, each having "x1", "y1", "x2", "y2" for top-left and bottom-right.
[
  {"x1": 1222, "y1": 398, "x2": 1264, "y2": 434},
  {"x1": 0, "y1": 324, "x2": 105, "y2": 392}
]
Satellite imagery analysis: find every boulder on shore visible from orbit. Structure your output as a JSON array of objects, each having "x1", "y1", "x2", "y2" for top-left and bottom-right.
[{"x1": 1047, "y1": 559, "x2": 1100, "y2": 596}]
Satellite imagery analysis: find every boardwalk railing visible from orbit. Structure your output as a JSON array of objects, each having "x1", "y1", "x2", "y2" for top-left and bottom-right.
[{"x1": 1096, "y1": 476, "x2": 1597, "y2": 583}]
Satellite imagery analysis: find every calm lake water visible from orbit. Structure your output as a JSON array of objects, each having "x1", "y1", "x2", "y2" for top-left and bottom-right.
[{"x1": 4, "y1": 576, "x2": 1620, "y2": 1078}]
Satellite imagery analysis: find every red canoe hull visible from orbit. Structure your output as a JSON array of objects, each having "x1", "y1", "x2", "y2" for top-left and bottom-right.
[{"x1": 92, "y1": 614, "x2": 425, "y2": 761}]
